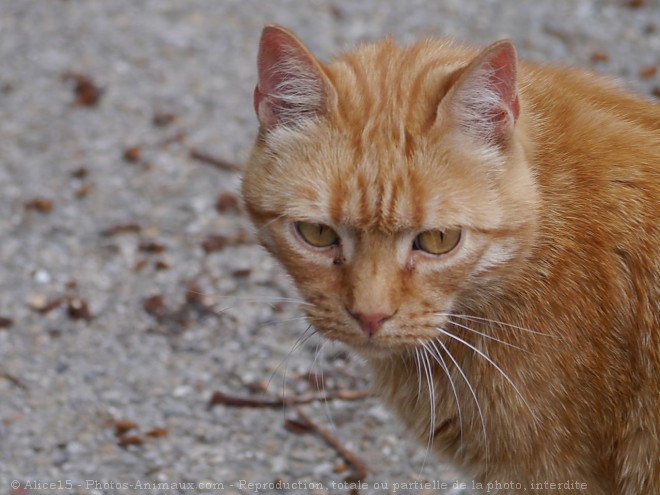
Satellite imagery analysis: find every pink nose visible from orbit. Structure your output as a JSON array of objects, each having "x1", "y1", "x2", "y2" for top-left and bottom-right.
[{"x1": 350, "y1": 311, "x2": 392, "y2": 337}]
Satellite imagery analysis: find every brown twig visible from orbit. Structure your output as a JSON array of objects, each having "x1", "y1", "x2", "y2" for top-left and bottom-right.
[
  {"x1": 208, "y1": 392, "x2": 283, "y2": 409},
  {"x1": 0, "y1": 372, "x2": 28, "y2": 391},
  {"x1": 292, "y1": 405, "x2": 369, "y2": 484},
  {"x1": 100, "y1": 223, "x2": 142, "y2": 237},
  {"x1": 207, "y1": 389, "x2": 371, "y2": 409},
  {"x1": 212, "y1": 388, "x2": 372, "y2": 492},
  {"x1": 189, "y1": 149, "x2": 243, "y2": 172}
]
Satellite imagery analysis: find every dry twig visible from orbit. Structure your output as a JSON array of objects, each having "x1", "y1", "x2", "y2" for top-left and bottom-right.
[
  {"x1": 0, "y1": 372, "x2": 28, "y2": 391},
  {"x1": 207, "y1": 389, "x2": 371, "y2": 409},
  {"x1": 210, "y1": 388, "x2": 372, "y2": 490},
  {"x1": 189, "y1": 149, "x2": 243, "y2": 172},
  {"x1": 292, "y1": 405, "x2": 369, "y2": 483}
]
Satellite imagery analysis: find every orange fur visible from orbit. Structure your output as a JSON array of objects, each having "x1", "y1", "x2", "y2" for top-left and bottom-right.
[{"x1": 242, "y1": 25, "x2": 660, "y2": 494}]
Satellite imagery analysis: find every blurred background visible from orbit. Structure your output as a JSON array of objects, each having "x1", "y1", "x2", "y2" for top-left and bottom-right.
[{"x1": 1, "y1": 1, "x2": 657, "y2": 494}]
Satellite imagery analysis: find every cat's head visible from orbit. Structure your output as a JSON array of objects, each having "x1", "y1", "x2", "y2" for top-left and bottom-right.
[{"x1": 242, "y1": 26, "x2": 539, "y2": 359}]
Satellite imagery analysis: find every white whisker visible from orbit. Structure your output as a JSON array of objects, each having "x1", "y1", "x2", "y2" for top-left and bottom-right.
[
  {"x1": 446, "y1": 319, "x2": 525, "y2": 351},
  {"x1": 418, "y1": 342, "x2": 436, "y2": 470},
  {"x1": 210, "y1": 295, "x2": 315, "y2": 308},
  {"x1": 310, "y1": 341, "x2": 337, "y2": 432},
  {"x1": 257, "y1": 315, "x2": 324, "y2": 330},
  {"x1": 437, "y1": 327, "x2": 537, "y2": 422},
  {"x1": 426, "y1": 339, "x2": 464, "y2": 448},
  {"x1": 267, "y1": 323, "x2": 317, "y2": 393},
  {"x1": 413, "y1": 348, "x2": 424, "y2": 409},
  {"x1": 443, "y1": 313, "x2": 559, "y2": 339},
  {"x1": 435, "y1": 337, "x2": 488, "y2": 462},
  {"x1": 262, "y1": 213, "x2": 288, "y2": 230}
]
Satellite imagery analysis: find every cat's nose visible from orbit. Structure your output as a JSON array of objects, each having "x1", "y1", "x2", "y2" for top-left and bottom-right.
[{"x1": 349, "y1": 311, "x2": 393, "y2": 337}]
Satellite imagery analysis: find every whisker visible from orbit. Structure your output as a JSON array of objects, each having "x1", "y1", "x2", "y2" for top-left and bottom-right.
[
  {"x1": 435, "y1": 336, "x2": 488, "y2": 462},
  {"x1": 437, "y1": 327, "x2": 537, "y2": 423},
  {"x1": 413, "y1": 348, "x2": 424, "y2": 409},
  {"x1": 446, "y1": 319, "x2": 526, "y2": 351},
  {"x1": 192, "y1": 300, "x2": 311, "y2": 320},
  {"x1": 182, "y1": 283, "x2": 315, "y2": 309},
  {"x1": 418, "y1": 342, "x2": 436, "y2": 470},
  {"x1": 277, "y1": 324, "x2": 320, "y2": 421},
  {"x1": 267, "y1": 323, "x2": 317, "y2": 392},
  {"x1": 310, "y1": 340, "x2": 338, "y2": 432},
  {"x1": 209, "y1": 295, "x2": 315, "y2": 308},
  {"x1": 443, "y1": 313, "x2": 559, "y2": 339},
  {"x1": 419, "y1": 342, "x2": 440, "y2": 473},
  {"x1": 262, "y1": 213, "x2": 288, "y2": 230},
  {"x1": 256, "y1": 315, "x2": 325, "y2": 330},
  {"x1": 426, "y1": 339, "x2": 464, "y2": 449}
]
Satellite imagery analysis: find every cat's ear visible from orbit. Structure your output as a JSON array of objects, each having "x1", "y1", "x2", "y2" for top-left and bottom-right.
[
  {"x1": 254, "y1": 25, "x2": 335, "y2": 129},
  {"x1": 440, "y1": 40, "x2": 520, "y2": 148}
]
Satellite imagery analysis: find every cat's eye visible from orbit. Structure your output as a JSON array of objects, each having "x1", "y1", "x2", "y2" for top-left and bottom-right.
[
  {"x1": 295, "y1": 221, "x2": 340, "y2": 248},
  {"x1": 413, "y1": 229, "x2": 462, "y2": 255}
]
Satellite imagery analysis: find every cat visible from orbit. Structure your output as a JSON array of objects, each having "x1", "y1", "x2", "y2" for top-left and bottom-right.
[{"x1": 242, "y1": 25, "x2": 660, "y2": 494}]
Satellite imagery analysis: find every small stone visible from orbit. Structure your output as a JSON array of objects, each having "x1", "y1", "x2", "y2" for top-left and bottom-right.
[
  {"x1": 70, "y1": 167, "x2": 89, "y2": 179},
  {"x1": 28, "y1": 294, "x2": 49, "y2": 311},
  {"x1": 34, "y1": 269, "x2": 51, "y2": 284},
  {"x1": 152, "y1": 112, "x2": 177, "y2": 127}
]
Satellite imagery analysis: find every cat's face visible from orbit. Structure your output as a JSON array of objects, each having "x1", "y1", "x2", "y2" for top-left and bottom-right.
[{"x1": 243, "y1": 26, "x2": 539, "y2": 358}]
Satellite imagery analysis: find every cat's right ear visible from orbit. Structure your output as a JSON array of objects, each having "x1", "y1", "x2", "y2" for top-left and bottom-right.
[{"x1": 254, "y1": 25, "x2": 335, "y2": 129}]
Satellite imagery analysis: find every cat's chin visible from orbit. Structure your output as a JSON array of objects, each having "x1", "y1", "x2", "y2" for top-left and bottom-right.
[{"x1": 347, "y1": 340, "x2": 413, "y2": 360}]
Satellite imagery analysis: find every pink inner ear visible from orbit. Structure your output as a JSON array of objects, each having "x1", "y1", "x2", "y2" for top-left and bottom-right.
[
  {"x1": 253, "y1": 85, "x2": 265, "y2": 117},
  {"x1": 254, "y1": 27, "x2": 294, "y2": 126},
  {"x1": 257, "y1": 27, "x2": 292, "y2": 97},
  {"x1": 484, "y1": 43, "x2": 519, "y2": 123},
  {"x1": 446, "y1": 40, "x2": 521, "y2": 146},
  {"x1": 253, "y1": 26, "x2": 326, "y2": 128}
]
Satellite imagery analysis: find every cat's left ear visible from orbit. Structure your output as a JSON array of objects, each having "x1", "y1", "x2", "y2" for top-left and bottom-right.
[
  {"x1": 254, "y1": 25, "x2": 336, "y2": 129},
  {"x1": 440, "y1": 40, "x2": 520, "y2": 148}
]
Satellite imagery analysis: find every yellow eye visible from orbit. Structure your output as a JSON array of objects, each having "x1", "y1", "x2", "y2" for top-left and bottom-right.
[
  {"x1": 413, "y1": 229, "x2": 462, "y2": 255},
  {"x1": 295, "y1": 221, "x2": 340, "y2": 248}
]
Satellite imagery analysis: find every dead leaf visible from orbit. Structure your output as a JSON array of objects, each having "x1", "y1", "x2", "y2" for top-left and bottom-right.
[
  {"x1": 67, "y1": 297, "x2": 92, "y2": 320},
  {"x1": 123, "y1": 146, "x2": 141, "y2": 163},
  {"x1": 117, "y1": 435, "x2": 143, "y2": 448},
  {"x1": 143, "y1": 294, "x2": 168, "y2": 317},
  {"x1": 145, "y1": 427, "x2": 168, "y2": 438},
  {"x1": 25, "y1": 198, "x2": 54, "y2": 213},
  {"x1": 113, "y1": 419, "x2": 138, "y2": 436},
  {"x1": 0, "y1": 317, "x2": 14, "y2": 329}
]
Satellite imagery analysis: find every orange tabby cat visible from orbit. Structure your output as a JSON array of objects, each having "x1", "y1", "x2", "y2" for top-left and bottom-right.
[{"x1": 242, "y1": 25, "x2": 660, "y2": 494}]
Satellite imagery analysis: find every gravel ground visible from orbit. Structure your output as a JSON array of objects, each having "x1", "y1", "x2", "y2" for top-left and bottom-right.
[{"x1": 1, "y1": 1, "x2": 658, "y2": 494}]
